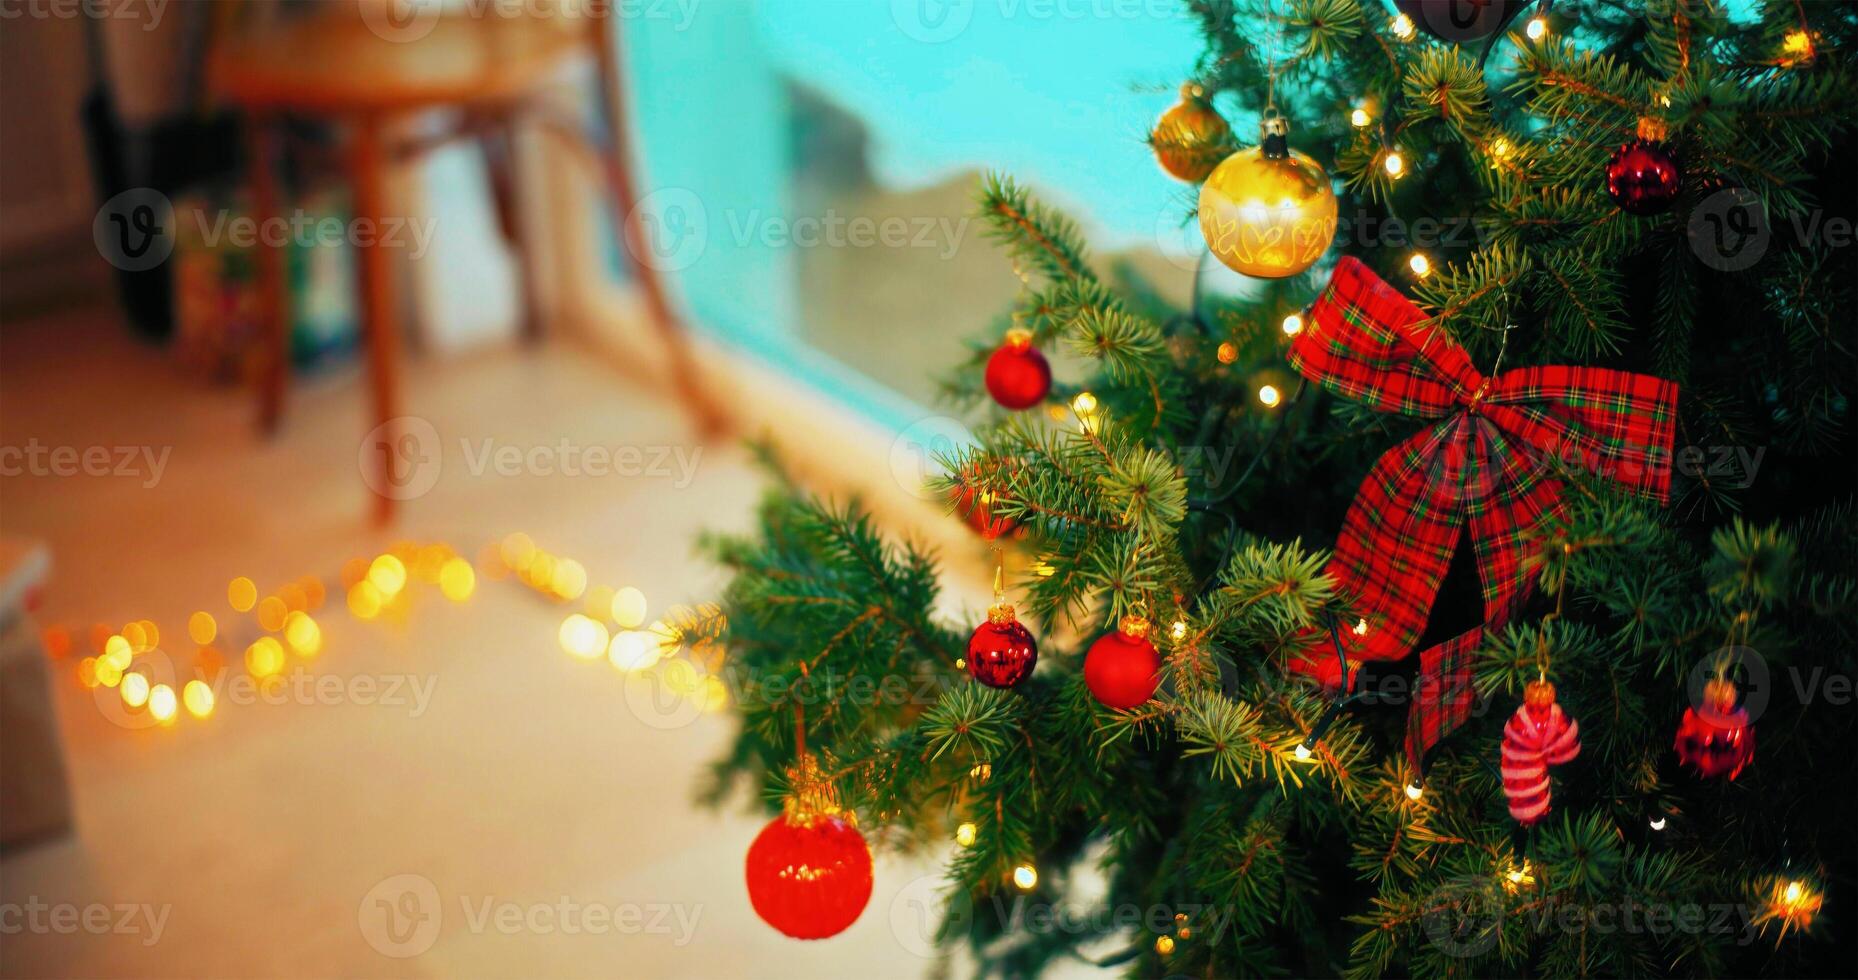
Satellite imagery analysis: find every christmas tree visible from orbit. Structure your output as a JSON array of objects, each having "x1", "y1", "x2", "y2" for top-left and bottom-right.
[{"x1": 695, "y1": 1, "x2": 1857, "y2": 975}]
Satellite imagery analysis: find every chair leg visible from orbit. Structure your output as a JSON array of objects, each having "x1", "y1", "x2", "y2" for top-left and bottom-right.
[
  {"x1": 349, "y1": 114, "x2": 403, "y2": 526},
  {"x1": 591, "y1": 15, "x2": 730, "y2": 437},
  {"x1": 245, "y1": 115, "x2": 289, "y2": 436},
  {"x1": 482, "y1": 115, "x2": 544, "y2": 345}
]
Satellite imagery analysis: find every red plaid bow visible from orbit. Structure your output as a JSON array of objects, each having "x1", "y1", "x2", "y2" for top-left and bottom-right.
[{"x1": 1286, "y1": 258, "x2": 1678, "y2": 770}]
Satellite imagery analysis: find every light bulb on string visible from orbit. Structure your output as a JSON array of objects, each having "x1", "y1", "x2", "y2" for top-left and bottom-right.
[
  {"x1": 1293, "y1": 742, "x2": 1312, "y2": 761},
  {"x1": 1408, "y1": 253, "x2": 1433, "y2": 278},
  {"x1": 1350, "y1": 107, "x2": 1370, "y2": 128},
  {"x1": 1013, "y1": 864, "x2": 1038, "y2": 890},
  {"x1": 1281, "y1": 314, "x2": 1303, "y2": 336},
  {"x1": 1384, "y1": 150, "x2": 1406, "y2": 178},
  {"x1": 1525, "y1": 15, "x2": 1547, "y2": 40},
  {"x1": 1391, "y1": 13, "x2": 1415, "y2": 40},
  {"x1": 1404, "y1": 780, "x2": 1425, "y2": 801}
]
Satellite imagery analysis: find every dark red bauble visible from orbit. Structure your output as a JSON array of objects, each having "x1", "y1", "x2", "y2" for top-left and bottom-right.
[
  {"x1": 1084, "y1": 621, "x2": 1161, "y2": 709},
  {"x1": 1393, "y1": 0, "x2": 1524, "y2": 42},
  {"x1": 967, "y1": 618, "x2": 1038, "y2": 688},
  {"x1": 984, "y1": 332, "x2": 1052, "y2": 411},
  {"x1": 1673, "y1": 679, "x2": 1754, "y2": 780},
  {"x1": 1606, "y1": 139, "x2": 1682, "y2": 215},
  {"x1": 745, "y1": 813, "x2": 874, "y2": 940}
]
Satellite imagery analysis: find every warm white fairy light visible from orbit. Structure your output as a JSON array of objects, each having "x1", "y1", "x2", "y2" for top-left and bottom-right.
[
  {"x1": 1294, "y1": 742, "x2": 1313, "y2": 761},
  {"x1": 1350, "y1": 107, "x2": 1371, "y2": 128},
  {"x1": 1281, "y1": 313, "x2": 1304, "y2": 336},
  {"x1": 1258, "y1": 385, "x2": 1282, "y2": 407},
  {"x1": 1384, "y1": 150, "x2": 1406, "y2": 178},
  {"x1": 955, "y1": 823, "x2": 977, "y2": 847},
  {"x1": 1392, "y1": 13, "x2": 1415, "y2": 40},
  {"x1": 1013, "y1": 864, "x2": 1038, "y2": 890},
  {"x1": 1526, "y1": 15, "x2": 1548, "y2": 40},
  {"x1": 1650, "y1": 814, "x2": 1668, "y2": 831},
  {"x1": 1404, "y1": 781, "x2": 1425, "y2": 801},
  {"x1": 1408, "y1": 253, "x2": 1433, "y2": 278}
]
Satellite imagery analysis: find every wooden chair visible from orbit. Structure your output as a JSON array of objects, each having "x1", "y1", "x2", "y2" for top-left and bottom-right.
[{"x1": 209, "y1": 5, "x2": 727, "y2": 524}]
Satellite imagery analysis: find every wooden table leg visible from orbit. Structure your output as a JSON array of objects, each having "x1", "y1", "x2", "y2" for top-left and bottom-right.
[
  {"x1": 244, "y1": 115, "x2": 288, "y2": 436},
  {"x1": 483, "y1": 115, "x2": 544, "y2": 345},
  {"x1": 349, "y1": 114, "x2": 402, "y2": 526}
]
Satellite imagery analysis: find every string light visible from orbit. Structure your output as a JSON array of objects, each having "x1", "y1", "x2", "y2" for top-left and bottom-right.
[
  {"x1": 1503, "y1": 860, "x2": 1536, "y2": 893},
  {"x1": 1525, "y1": 15, "x2": 1547, "y2": 40},
  {"x1": 1391, "y1": 13, "x2": 1415, "y2": 40},
  {"x1": 439, "y1": 557, "x2": 476, "y2": 601},
  {"x1": 94, "y1": 657, "x2": 124, "y2": 688},
  {"x1": 183, "y1": 680, "x2": 215, "y2": 718},
  {"x1": 283, "y1": 611, "x2": 322, "y2": 657},
  {"x1": 121, "y1": 671, "x2": 151, "y2": 708},
  {"x1": 612, "y1": 586, "x2": 649, "y2": 628},
  {"x1": 1649, "y1": 814, "x2": 1668, "y2": 831},
  {"x1": 559, "y1": 614, "x2": 609, "y2": 659},
  {"x1": 1782, "y1": 29, "x2": 1812, "y2": 64},
  {"x1": 246, "y1": 637, "x2": 286, "y2": 678},
  {"x1": 1169, "y1": 619, "x2": 1188, "y2": 641},
  {"x1": 1071, "y1": 391, "x2": 1098, "y2": 416},
  {"x1": 1353, "y1": 618, "x2": 1369, "y2": 635},
  {"x1": 1383, "y1": 150, "x2": 1406, "y2": 178},
  {"x1": 1759, "y1": 877, "x2": 1822, "y2": 938},
  {"x1": 1489, "y1": 137, "x2": 1513, "y2": 165},
  {"x1": 1404, "y1": 780, "x2": 1425, "y2": 801},
  {"x1": 1258, "y1": 385, "x2": 1282, "y2": 407},
  {"x1": 1155, "y1": 935, "x2": 1176, "y2": 955},
  {"x1": 1281, "y1": 313, "x2": 1304, "y2": 336},
  {"x1": 368, "y1": 555, "x2": 408, "y2": 597},
  {"x1": 1216, "y1": 341, "x2": 1239, "y2": 364},
  {"x1": 608, "y1": 630, "x2": 659, "y2": 672},
  {"x1": 1408, "y1": 253, "x2": 1433, "y2": 278},
  {"x1": 1293, "y1": 742, "x2": 1313, "y2": 761},
  {"x1": 1013, "y1": 864, "x2": 1038, "y2": 890},
  {"x1": 148, "y1": 684, "x2": 177, "y2": 723},
  {"x1": 188, "y1": 611, "x2": 217, "y2": 645},
  {"x1": 955, "y1": 822, "x2": 977, "y2": 847},
  {"x1": 1350, "y1": 107, "x2": 1371, "y2": 128},
  {"x1": 970, "y1": 763, "x2": 993, "y2": 782},
  {"x1": 228, "y1": 577, "x2": 257, "y2": 612},
  {"x1": 257, "y1": 596, "x2": 289, "y2": 632},
  {"x1": 348, "y1": 581, "x2": 384, "y2": 620}
]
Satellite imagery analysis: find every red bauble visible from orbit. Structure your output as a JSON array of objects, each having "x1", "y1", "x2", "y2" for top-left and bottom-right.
[
  {"x1": 968, "y1": 606, "x2": 1038, "y2": 689},
  {"x1": 1606, "y1": 139, "x2": 1681, "y2": 215},
  {"x1": 1084, "y1": 616, "x2": 1161, "y2": 709},
  {"x1": 1500, "y1": 680, "x2": 1580, "y2": 827},
  {"x1": 1393, "y1": 0, "x2": 1525, "y2": 42},
  {"x1": 745, "y1": 812, "x2": 874, "y2": 940},
  {"x1": 1674, "y1": 678, "x2": 1754, "y2": 780},
  {"x1": 949, "y1": 464, "x2": 1017, "y2": 540},
  {"x1": 984, "y1": 330, "x2": 1051, "y2": 410}
]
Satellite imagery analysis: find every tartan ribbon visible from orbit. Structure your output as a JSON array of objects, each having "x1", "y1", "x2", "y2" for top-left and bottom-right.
[{"x1": 1286, "y1": 258, "x2": 1678, "y2": 769}]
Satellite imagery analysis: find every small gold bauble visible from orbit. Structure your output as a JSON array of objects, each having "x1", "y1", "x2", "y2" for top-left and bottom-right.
[
  {"x1": 1197, "y1": 120, "x2": 1338, "y2": 279},
  {"x1": 1152, "y1": 84, "x2": 1231, "y2": 183}
]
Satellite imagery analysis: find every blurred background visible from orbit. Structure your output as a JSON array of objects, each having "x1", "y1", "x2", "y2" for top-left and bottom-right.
[{"x1": 0, "y1": 0, "x2": 1213, "y2": 974}]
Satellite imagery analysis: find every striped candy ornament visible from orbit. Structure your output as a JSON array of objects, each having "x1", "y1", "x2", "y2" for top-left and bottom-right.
[{"x1": 1501, "y1": 680, "x2": 1581, "y2": 827}]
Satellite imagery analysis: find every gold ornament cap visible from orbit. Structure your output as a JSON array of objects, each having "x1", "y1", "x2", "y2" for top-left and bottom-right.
[
  {"x1": 1118, "y1": 614, "x2": 1151, "y2": 639},
  {"x1": 1523, "y1": 678, "x2": 1556, "y2": 710},
  {"x1": 1002, "y1": 326, "x2": 1034, "y2": 350},
  {"x1": 988, "y1": 601, "x2": 1018, "y2": 625},
  {"x1": 782, "y1": 754, "x2": 847, "y2": 826},
  {"x1": 1636, "y1": 117, "x2": 1669, "y2": 142}
]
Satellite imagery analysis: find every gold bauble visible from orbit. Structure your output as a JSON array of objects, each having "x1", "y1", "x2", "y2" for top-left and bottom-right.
[
  {"x1": 1152, "y1": 84, "x2": 1231, "y2": 183},
  {"x1": 1197, "y1": 125, "x2": 1338, "y2": 279}
]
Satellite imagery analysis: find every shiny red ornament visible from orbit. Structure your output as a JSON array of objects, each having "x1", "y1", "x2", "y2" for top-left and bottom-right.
[
  {"x1": 1084, "y1": 615, "x2": 1161, "y2": 709},
  {"x1": 984, "y1": 329, "x2": 1051, "y2": 410},
  {"x1": 968, "y1": 601, "x2": 1037, "y2": 689},
  {"x1": 745, "y1": 811, "x2": 873, "y2": 939},
  {"x1": 949, "y1": 463, "x2": 1017, "y2": 540},
  {"x1": 1500, "y1": 680, "x2": 1580, "y2": 827},
  {"x1": 1606, "y1": 137, "x2": 1681, "y2": 215},
  {"x1": 1674, "y1": 678, "x2": 1754, "y2": 780}
]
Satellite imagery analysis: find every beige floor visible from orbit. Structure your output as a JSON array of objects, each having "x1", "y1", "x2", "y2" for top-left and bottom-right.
[{"x1": 0, "y1": 307, "x2": 960, "y2": 977}]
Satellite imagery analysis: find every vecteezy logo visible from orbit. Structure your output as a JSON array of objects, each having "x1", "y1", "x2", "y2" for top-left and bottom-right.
[
  {"x1": 358, "y1": 416, "x2": 443, "y2": 501},
  {"x1": 358, "y1": 873, "x2": 442, "y2": 957},
  {"x1": 1688, "y1": 189, "x2": 1770, "y2": 272},
  {"x1": 1686, "y1": 645, "x2": 1771, "y2": 724},
  {"x1": 1409, "y1": 0, "x2": 1510, "y2": 42},
  {"x1": 892, "y1": 0, "x2": 974, "y2": 42},
  {"x1": 888, "y1": 873, "x2": 972, "y2": 958},
  {"x1": 1421, "y1": 876, "x2": 1504, "y2": 959},
  {"x1": 358, "y1": 0, "x2": 444, "y2": 43},
  {"x1": 93, "y1": 188, "x2": 175, "y2": 272},
  {"x1": 627, "y1": 187, "x2": 708, "y2": 272},
  {"x1": 889, "y1": 415, "x2": 976, "y2": 501}
]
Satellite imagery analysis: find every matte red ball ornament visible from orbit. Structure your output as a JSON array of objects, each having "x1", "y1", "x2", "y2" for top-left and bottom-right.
[
  {"x1": 1674, "y1": 677, "x2": 1754, "y2": 780},
  {"x1": 1606, "y1": 121, "x2": 1681, "y2": 215},
  {"x1": 967, "y1": 597, "x2": 1038, "y2": 689},
  {"x1": 1084, "y1": 615, "x2": 1161, "y2": 709},
  {"x1": 984, "y1": 328, "x2": 1051, "y2": 410},
  {"x1": 745, "y1": 764, "x2": 874, "y2": 940}
]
